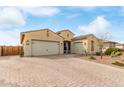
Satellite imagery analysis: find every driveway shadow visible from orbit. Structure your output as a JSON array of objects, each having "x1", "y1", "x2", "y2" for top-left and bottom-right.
[{"x1": 29, "y1": 54, "x2": 83, "y2": 60}]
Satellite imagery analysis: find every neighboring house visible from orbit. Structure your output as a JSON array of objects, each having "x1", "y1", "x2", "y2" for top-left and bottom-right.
[
  {"x1": 115, "y1": 43, "x2": 124, "y2": 49},
  {"x1": 102, "y1": 41, "x2": 117, "y2": 52},
  {"x1": 20, "y1": 29, "x2": 100, "y2": 56}
]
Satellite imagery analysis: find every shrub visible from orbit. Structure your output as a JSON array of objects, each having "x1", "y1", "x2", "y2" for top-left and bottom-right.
[
  {"x1": 96, "y1": 52, "x2": 101, "y2": 56},
  {"x1": 105, "y1": 48, "x2": 122, "y2": 55},
  {"x1": 112, "y1": 61, "x2": 124, "y2": 66},
  {"x1": 113, "y1": 48, "x2": 121, "y2": 53},
  {"x1": 105, "y1": 48, "x2": 114, "y2": 55},
  {"x1": 89, "y1": 56, "x2": 96, "y2": 60}
]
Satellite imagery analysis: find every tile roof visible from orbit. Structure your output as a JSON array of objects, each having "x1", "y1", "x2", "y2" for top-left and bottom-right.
[{"x1": 72, "y1": 34, "x2": 95, "y2": 40}]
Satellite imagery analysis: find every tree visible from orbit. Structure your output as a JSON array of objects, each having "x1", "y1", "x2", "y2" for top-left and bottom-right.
[{"x1": 97, "y1": 32, "x2": 112, "y2": 59}]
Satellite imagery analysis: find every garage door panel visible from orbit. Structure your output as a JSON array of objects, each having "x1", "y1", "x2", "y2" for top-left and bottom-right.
[
  {"x1": 73, "y1": 42, "x2": 84, "y2": 54},
  {"x1": 32, "y1": 40, "x2": 59, "y2": 56}
]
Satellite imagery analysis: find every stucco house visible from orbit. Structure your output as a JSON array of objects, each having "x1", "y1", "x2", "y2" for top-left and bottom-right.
[
  {"x1": 115, "y1": 43, "x2": 124, "y2": 49},
  {"x1": 102, "y1": 40, "x2": 117, "y2": 52},
  {"x1": 20, "y1": 28, "x2": 100, "y2": 56}
]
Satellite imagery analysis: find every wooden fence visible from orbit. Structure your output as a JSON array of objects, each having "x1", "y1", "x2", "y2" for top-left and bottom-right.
[{"x1": 0, "y1": 46, "x2": 22, "y2": 56}]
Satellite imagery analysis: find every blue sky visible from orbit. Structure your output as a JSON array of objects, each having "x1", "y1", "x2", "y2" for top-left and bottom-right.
[{"x1": 0, "y1": 6, "x2": 124, "y2": 45}]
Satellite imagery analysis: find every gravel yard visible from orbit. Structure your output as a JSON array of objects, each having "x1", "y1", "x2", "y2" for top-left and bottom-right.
[
  {"x1": 80, "y1": 55, "x2": 124, "y2": 69},
  {"x1": 0, "y1": 54, "x2": 124, "y2": 87}
]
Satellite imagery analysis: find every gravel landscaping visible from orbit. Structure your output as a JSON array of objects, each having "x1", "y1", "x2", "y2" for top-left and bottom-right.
[{"x1": 80, "y1": 55, "x2": 124, "y2": 69}]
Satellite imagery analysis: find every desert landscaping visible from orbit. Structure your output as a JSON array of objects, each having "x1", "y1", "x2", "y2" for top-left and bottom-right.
[{"x1": 80, "y1": 55, "x2": 124, "y2": 69}]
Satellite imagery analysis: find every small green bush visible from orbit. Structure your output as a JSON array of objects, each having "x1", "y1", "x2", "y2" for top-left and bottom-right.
[
  {"x1": 112, "y1": 61, "x2": 124, "y2": 66},
  {"x1": 96, "y1": 52, "x2": 101, "y2": 56},
  {"x1": 105, "y1": 48, "x2": 122, "y2": 55},
  {"x1": 89, "y1": 56, "x2": 96, "y2": 60},
  {"x1": 113, "y1": 48, "x2": 121, "y2": 53},
  {"x1": 105, "y1": 48, "x2": 114, "y2": 55}
]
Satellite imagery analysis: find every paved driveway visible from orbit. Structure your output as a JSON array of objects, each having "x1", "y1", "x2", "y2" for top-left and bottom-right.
[{"x1": 0, "y1": 54, "x2": 124, "y2": 87}]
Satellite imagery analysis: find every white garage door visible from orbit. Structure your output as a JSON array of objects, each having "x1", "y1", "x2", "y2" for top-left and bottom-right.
[
  {"x1": 73, "y1": 42, "x2": 84, "y2": 54},
  {"x1": 32, "y1": 40, "x2": 60, "y2": 56}
]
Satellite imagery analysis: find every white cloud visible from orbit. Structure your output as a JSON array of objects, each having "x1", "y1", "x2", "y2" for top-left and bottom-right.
[
  {"x1": 19, "y1": 7, "x2": 60, "y2": 17},
  {"x1": 0, "y1": 7, "x2": 60, "y2": 45},
  {"x1": 0, "y1": 7, "x2": 26, "y2": 28},
  {"x1": 0, "y1": 29, "x2": 21, "y2": 45},
  {"x1": 78, "y1": 16, "x2": 111, "y2": 34},
  {"x1": 0, "y1": 7, "x2": 60, "y2": 29}
]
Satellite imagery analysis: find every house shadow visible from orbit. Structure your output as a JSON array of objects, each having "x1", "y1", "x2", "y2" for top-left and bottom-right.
[{"x1": 28, "y1": 54, "x2": 83, "y2": 60}]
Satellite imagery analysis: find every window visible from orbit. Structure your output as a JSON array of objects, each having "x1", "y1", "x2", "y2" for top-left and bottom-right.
[{"x1": 91, "y1": 40, "x2": 94, "y2": 51}]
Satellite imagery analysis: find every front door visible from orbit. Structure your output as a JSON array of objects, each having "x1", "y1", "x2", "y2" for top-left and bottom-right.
[{"x1": 64, "y1": 41, "x2": 71, "y2": 54}]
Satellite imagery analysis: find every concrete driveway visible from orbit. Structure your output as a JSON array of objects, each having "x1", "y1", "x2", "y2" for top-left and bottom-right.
[{"x1": 0, "y1": 54, "x2": 124, "y2": 87}]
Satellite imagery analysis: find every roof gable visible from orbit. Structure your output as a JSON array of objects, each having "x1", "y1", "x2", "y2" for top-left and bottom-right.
[
  {"x1": 20, "y1": 28, "x2": 64, "y2": 44},
  {"x1": 56, "y1": 29, "x2": 75, "y2": 35}
]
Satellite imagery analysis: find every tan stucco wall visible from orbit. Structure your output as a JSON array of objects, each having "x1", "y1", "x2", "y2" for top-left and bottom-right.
[
  {"x1": 57, "y1": 30, "x2": 74, "y2": 41},
  {"x1": 23, "y1": 29, "x2": 63, "y2": 43},
  {"x1": 115, "y1": 45, "x2": 124, "y2": 49},
  {"x1": 115, "y1": 45, "x2": 123, "y2": 49},
  {"x1": 87, "y1": 36, "x2": 100, "y2": 54},
  {"x1": 22, "y1": 29, "x2": 64, "y2": 56}
]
